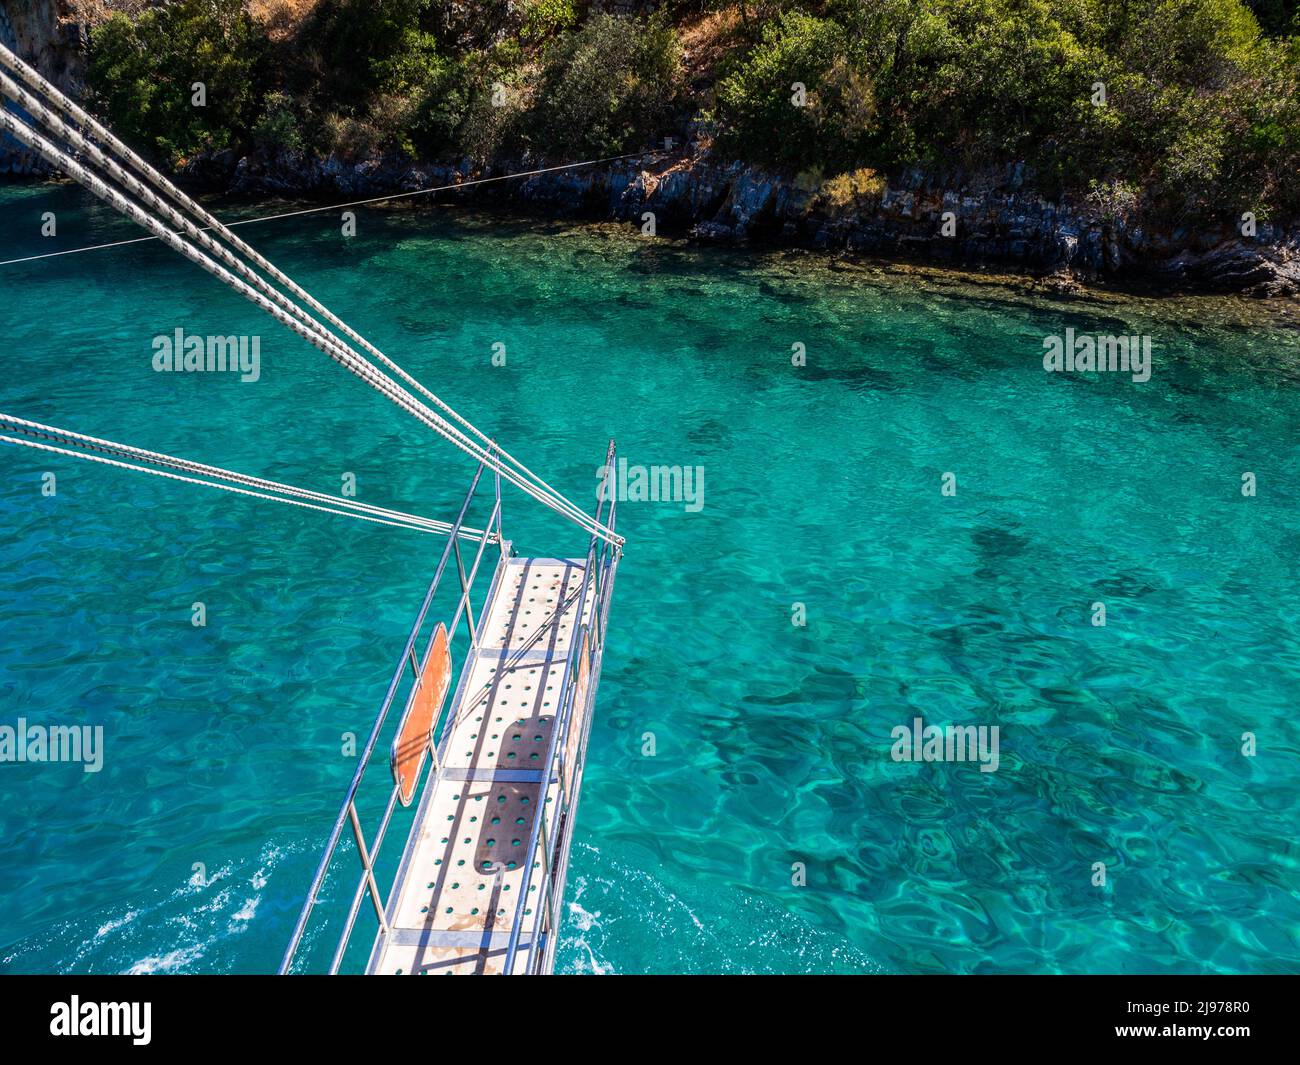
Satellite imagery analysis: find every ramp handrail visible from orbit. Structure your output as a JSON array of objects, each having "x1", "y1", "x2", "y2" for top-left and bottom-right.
[
  {"x1": 279, "y1": 456, "x2": 506, "y2": 974},
  {"x1": 502, "y1": 440, "x2": 621, "y2": 974}
]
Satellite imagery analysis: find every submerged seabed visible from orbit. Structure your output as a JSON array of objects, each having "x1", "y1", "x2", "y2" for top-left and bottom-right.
[{"x1": 0, "y1": 185, "x2": 1297, "y2": 974}]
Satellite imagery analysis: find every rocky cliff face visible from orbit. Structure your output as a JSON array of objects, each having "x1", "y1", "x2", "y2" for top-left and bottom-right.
[
  {"x1": 675, "y1": 162, "x2": 1300, "y2": 297},
  {"x1": 0, "y1": 0, "x2": 95, "y2": 175},
  {"x1": 214, "y1": 148, "x2": 1300, "y2": 297}
]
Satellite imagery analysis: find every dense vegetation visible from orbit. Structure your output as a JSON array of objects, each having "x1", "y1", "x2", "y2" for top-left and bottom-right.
[{"x1": 85, "y1": 0, "x2": 1300, "y2": 223}]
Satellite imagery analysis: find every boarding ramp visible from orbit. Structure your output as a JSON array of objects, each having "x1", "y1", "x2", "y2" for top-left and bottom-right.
[{"x1": 280, "y1": 447, "x2": 620, "y2": 975}]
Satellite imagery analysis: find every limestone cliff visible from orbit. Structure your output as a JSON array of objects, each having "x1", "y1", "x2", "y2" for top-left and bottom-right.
[{"x1": 0, "y1": 1, "x2": 117, "y2": 174}]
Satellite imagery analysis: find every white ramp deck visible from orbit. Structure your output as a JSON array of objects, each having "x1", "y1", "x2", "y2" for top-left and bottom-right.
[
  {"x1": 368, "y1": 557, "x2": 597, "y2": 975},
  {"x1": 280, "y1": 445, "x2": 621, "y2": 977}
]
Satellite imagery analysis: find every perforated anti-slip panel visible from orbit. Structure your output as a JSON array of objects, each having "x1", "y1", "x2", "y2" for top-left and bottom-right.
[
  {"x1": 369, "y1": 557, "x2": 591, "y2": 975},
  {"x1": 477, "y1": 559, "x2": 594, "y2": 658},
  {"x1": 370, "y1": 774, "x2": 562, "y2": 975},
  {"x1": 442, "y1": 658, "x2": 566, "y2": 771}
]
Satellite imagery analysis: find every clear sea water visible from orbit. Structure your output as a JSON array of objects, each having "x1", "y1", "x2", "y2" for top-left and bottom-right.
[{"x1": 1, "y1": 183, "x2": 1298, "y2": 974}]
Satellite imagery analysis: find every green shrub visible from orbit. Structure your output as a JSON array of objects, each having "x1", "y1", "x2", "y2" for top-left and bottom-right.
[
  {"x1": 520, "y1": 0, "x2": 579, "y2": 42},
  {"x1": 714, "y1": 13, "x2": 865, "y2": 171},
  {"x1": 252, "y1": 90, "x2": 304, "y2": 155},
  {"x1": 87, "y1": 0, "x2": 267, "y2": 165},
  {"x1": 1085, "y1": 1, "x2": 1300, "y2": 217},
  {"x1": 888, "y1": 0, "x2": 1112, "y2": 181},
  {"x1": 712, "y1": 0, "x2": 1299, "y2": 223},
  {"x1": 530, "y1": 13, "x2": 683, "y2": 157},
  {"x1": 451, "y1": 47, "x2": 534, "y2": 166},
  {"x1": 373, "y1": 29, "x2": 517, "y2": 161},
  {"x1": 297, "y1": 0, "x2": 431, "y2": 99}
]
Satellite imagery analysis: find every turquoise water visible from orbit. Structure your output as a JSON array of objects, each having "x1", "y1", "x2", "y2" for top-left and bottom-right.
[{"x1": 1, "y1": 183, "x2": 1298, "y2": 974}]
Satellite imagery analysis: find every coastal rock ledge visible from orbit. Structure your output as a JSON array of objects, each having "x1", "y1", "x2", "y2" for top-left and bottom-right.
[{"x1": 215, "y1": 150, "x2": 1300, "y2": 298}]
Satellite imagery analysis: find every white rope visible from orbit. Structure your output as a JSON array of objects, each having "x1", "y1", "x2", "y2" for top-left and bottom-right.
[
  {"x1": 0, "y1": 435, "x2": 475, "y2": 536},
  {"x1": 0, "y1": 92, "x2": 609, "y2": 545},
  {"x1": 0, "y1": 68, "x2": 440, "y2": 408},
  {"x1": 0, "y1": 42, "x2": 625, "y2": 546},
  {"x1": 0, "y1": 412, "x2": 488, "y2": 539},
  {"x1": 0, "y1": 52, "x2": 615, "y2": 544},
  {"x1": 0, "y1": 103, "x2": 621, "y2": 546},
  {"x1": 0, "y1": 62, "x2": 560, "y2": 535}
]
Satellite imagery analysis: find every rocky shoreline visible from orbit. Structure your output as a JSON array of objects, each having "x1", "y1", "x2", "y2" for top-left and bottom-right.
[
  {"x1": 193, "y1": 147, "x2": 1300, "y2": 299},
  {"x1": 7, "y1": 121, "x2": 1298, "y2": 298}
]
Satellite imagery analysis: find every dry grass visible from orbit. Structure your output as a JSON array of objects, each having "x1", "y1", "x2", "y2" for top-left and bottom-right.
[
  {"x1": 69, "y1": 1, "x2": 143, "y2": 22},
  {"x1": 68, "y1": 0, "x2": 318, "y2": 36},
  {"x1": 816, "y1": 167, "x2": 887, "y2": 211},
  {"x1": 677, "y1": 6, "x2": 744, "y2": 87},
  {"x1": 248, "y1": 0, "x2": 323, "y2": 44}
]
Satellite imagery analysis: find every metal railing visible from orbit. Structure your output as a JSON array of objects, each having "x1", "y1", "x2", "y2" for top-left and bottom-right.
[
  {"x1": 279, "y1": 455, "x2": 506, "y2": 974},
  {"x1": 502, "y1": 441, "x2": 621, "y2": 974},
  {"x1": 279, "y1": 442, "x2": 621, "y2": 975}
]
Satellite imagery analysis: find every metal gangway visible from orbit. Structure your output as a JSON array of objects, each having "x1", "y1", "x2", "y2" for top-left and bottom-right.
[{"x1": 279, "y1": 446, "x2": 621, "y2": 975}]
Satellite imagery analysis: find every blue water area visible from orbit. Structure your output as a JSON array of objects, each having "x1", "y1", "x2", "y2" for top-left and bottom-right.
[{"x1": 0, "y1": 183, "x2": 1297, "y2": 974}]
